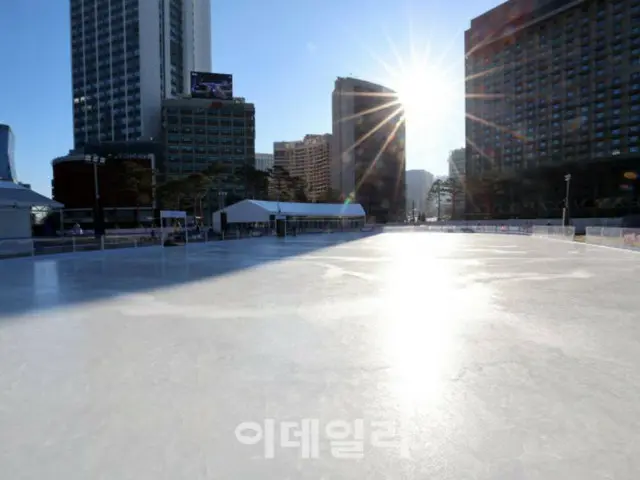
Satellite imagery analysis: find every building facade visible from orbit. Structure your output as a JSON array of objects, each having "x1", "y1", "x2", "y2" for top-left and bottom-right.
[
  {"x1": 332, "y1": 77, "x2": 406, "y2": 222},
  {"x1": 51, "y1": 142, "x2": 159, "y2": 228},
  {"x1": 465, "y1": 0, "x2": 640, "y2": 219},
  {"x1": 448, "y1": 148, "x2": 466, "y2": 182},
  {"x1": 161, "y1": 97, "x2": 256, "y2": 205},
  {"x1": 70, "y1": 0, "x2": 211, "y2": 149},
  {"x1": 255, "y1": 153, "x2": 274, "y2": 172},
  {"x1": 448, "y1": 148, "x2": 466, "y2": 215},
  {"x1": 0, "y1": 125, "x2": 16, "y2": 182},
  {"x1": 273, "y1": 134, "x2": 331, "y2": 202},
  {"x1": 406, "y1": 169, "x2": 434, "y2": 216}
]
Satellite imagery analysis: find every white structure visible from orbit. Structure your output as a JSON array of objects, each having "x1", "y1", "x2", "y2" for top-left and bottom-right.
[
  {"x1": 70, "y1": 0, "x2": 212, "y2": 149},
  {"x1": 406, "y1": 169, "x2": 434, "y2": 216},
  {"x1": 273, "y1": 135, "x2": 331, "y2": 202},
  {"x1": 0, "y1": 181, "x2": 62, "y2": 256},
  {"x1": 212, "y1": 200, "x2": 366, "y2": 232},
  {"x1": 255, "y1": 153, "x2": 274, "y2": 172}
]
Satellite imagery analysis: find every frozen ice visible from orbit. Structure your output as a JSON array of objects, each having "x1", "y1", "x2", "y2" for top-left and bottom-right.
[{"x1": 1, "y1": 232, "x2": 640, "y2": 479}]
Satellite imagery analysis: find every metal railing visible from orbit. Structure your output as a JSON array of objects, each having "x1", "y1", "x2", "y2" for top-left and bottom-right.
[
  {"x1": 531, "y1": 225, "x2": 576, "y2": 240},
  {"x1": 585, "y1": 227, "x2": 640, "y2": 251}
]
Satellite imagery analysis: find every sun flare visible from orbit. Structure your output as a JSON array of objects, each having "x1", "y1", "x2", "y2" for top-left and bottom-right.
[{"x1": 394, "y1": 66, "x2": 456, "y2": 129}]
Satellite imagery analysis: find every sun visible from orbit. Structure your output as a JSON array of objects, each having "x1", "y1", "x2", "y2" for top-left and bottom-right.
[{"x1": 394, "y1": 66, "x2": 456, "y2": 129}]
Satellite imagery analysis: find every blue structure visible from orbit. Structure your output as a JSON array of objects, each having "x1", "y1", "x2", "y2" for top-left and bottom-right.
[{"x1": 0, "y1": 124, "x2": 16, "y2": 182}]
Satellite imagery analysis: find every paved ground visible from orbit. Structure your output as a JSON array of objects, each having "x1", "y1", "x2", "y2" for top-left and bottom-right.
[{"x1": 1, "y1": 231, "x2": 640, "y2": 479}]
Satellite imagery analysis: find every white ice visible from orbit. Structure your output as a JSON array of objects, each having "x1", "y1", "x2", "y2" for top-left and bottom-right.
[{"x1": 1, "y1": 232, "x2": 640, "y2": 479}]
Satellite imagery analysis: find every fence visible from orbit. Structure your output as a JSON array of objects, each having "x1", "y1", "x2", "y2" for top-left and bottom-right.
[
  {"x1": 531, "y1": 225, "x2": 576, "y2": 241},
  {"x1": 0, "y1": 224, "x2": 367, "y2": 260},
  {"x1": 585, "y1": 227, "x2": 640, "y2": 251}
]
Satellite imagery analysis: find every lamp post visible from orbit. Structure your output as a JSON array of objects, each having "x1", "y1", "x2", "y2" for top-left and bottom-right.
[
  {"x1": 562, "y1": 173, "x2": 572, "y2": 227},
  {"x1": 85, "y1": 154, "x2": 106, "y2": 237},
  {"x1": 217, "y1": 190, "x2": 227, "y2": 211}
]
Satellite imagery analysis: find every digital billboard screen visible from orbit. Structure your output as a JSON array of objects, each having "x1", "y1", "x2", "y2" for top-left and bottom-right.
[{"x1": 190, "y1": 72, "x2": 233, "y2": 100}]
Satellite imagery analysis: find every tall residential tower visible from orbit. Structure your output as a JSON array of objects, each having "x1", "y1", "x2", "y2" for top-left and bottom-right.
[{"x1": 70, "y1": 0, "x2": 211, "y2": 149}]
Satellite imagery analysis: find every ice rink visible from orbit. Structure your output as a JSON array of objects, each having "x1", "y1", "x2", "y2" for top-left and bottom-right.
[{"x1": 2, "y1": 231, "x2": 640, "y2": 479}]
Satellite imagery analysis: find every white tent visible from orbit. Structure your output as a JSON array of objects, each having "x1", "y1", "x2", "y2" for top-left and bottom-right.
[
  {"x1": 212, "y1": 200, "x2": 366, "y2": 232},
  {"x1": 0, "y1": 181, "x2": 63, "y2": 240}
]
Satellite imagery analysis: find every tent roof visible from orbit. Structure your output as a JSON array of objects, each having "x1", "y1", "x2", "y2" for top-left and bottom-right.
[
  {"x1": 0, "y1": 181, "x2": 63, "y2": 208},
  {"x1": 244, "y1": 200, "x2": 365, "y2": 217}
]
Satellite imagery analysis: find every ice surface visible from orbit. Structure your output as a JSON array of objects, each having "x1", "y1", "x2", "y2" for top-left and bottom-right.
[{"x1": 1, "y1": 232, "x2": 640, "y2": 479}]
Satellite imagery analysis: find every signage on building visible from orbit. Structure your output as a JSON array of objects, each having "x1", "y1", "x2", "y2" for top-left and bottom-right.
[{"x1": 190, "y1": 72, "x2": 233, "y2": 100}]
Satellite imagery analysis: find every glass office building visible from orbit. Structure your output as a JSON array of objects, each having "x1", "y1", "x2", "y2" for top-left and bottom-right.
[
  {"x1": 0, "y1": 125, "x2": 16, "y2": 182},
  {"x1": 70, "y1": 0, "x2": 212, "y2": 149},
  {"x1": 331, "y1": 77, "x2": 406, "y2": 223}
]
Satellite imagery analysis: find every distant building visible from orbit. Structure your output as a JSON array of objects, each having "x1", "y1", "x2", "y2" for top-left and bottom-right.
[
  {"x1": 161, "y1": 96, "x2": 256, "y2": 211},
  {"x1": 51, "y1": 141, "x2": 161, "y2": 228},
  {"x1": 406, "y1": 169, "x2": 434, "y2": 216},
  {"x1": 448, "y1": 148, "x2": 466, "y2": 182},
  {"x1": 273, "y1": 134, "x2": 331, "y2": 202},
  {"x1": 255, "y1": 153, "x2": 274, "y2": 172},
  {"x1": 0, "y1": 124, "x2": 17, "y2": 182},
  {"x1": 448, "y1": 148, "x2": 466, "y2": 215},
  {"x1": 332, "y1": 77, "x2": 406, "y2": 222}
]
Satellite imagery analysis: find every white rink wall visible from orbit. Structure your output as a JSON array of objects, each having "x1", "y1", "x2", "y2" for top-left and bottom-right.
[
  {"x1": 531, "y1": 225, "x2": 576, "y2": 241},
  {"x1": 586, "y1": 227, "x2": 640, "y2": 251}
]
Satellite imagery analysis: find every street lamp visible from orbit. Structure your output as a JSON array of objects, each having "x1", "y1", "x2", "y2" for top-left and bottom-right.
[
  {"x1": 217, "y1": 190, "x2": 228, "y2": 210},
  {"x1": 85, "y1": 154, "x2": 106, "y2": 237},
  {"x1": 562, "y1": 173, "x2": 572, "y2": 227}
]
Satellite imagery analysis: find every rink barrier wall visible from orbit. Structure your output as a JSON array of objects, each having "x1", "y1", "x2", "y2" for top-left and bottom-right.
[
  {"x1": 585, "y1": 227, "x2": 640, "y2": 251},
  {"x1": 377, "y1": 224, "x2": 531, "y2": 235},
  {"x1": 531, "y1": 225, "x2": 576, "y2": 241},
  {"x1": 0, "y1": 226, "x2": 367, "y2": 260}
]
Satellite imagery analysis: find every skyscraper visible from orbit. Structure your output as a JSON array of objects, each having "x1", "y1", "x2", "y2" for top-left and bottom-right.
[
  {"x1": 0, "y1": 125, "x2": 16, "y2": 182},
  {"x1": 331, "y1": 77, "x2": 406, "y2": 222},
  {"x1": 70, "y1": 0, "x2": 212, "y2": 149},
  {"x1": 465, "y1": 0, "x2": 640, "y2": 219}
]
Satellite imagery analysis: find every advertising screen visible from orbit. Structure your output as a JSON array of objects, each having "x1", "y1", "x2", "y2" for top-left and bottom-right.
[{"x1": 190, "y1": 72, "x2": 233, "y2": 99}]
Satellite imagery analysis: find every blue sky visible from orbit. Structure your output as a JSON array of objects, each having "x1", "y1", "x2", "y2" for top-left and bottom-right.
[{"x1": 0, "y1": 0, "x2": 501, "y2": 196}]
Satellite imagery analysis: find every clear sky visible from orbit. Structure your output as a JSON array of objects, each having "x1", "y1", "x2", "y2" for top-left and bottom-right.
[{"x1": 0, "y1": 0, "x2": 502, "y2": 196}]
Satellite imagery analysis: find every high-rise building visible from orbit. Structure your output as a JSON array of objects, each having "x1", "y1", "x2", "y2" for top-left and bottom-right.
[
  {"x1": 273, "y1": 134, "x2": 331, "y2": 202},
  {"x1": 332, "y1": 77, "x2": 406, "y2": 222},
  {"x1": 465, "y1": 0, "x2": 640, "y2": 219},
  {"x1": 448, "y1": 148, "x2": 466, "y2": 215},
  {"x1": 405, "y1": 169, "x2": 434, "y2": 216},
  {"x1": 0, "y1": 125, "x2": 16, "y2": 182},
  {"x1": 255, "y1": 153, "x2": 274, "y2": 172},
  {"x1": 70, "y1": 0, "x2": 212, "y2": 149},
  {"x1": 448, "y1": 148, "x2": 466, "y2": 182},
  {"x1": 160, "y1": 96, "x2": 255, "y2": 208}
]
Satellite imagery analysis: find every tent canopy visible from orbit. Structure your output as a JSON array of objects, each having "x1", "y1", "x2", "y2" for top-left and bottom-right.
[
  {"x1": 0, "y1": 181, "x2": 63, "y2": 209},
  {"x1": 212, "y1": 200, "x2": 366, "y2": 227}
]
